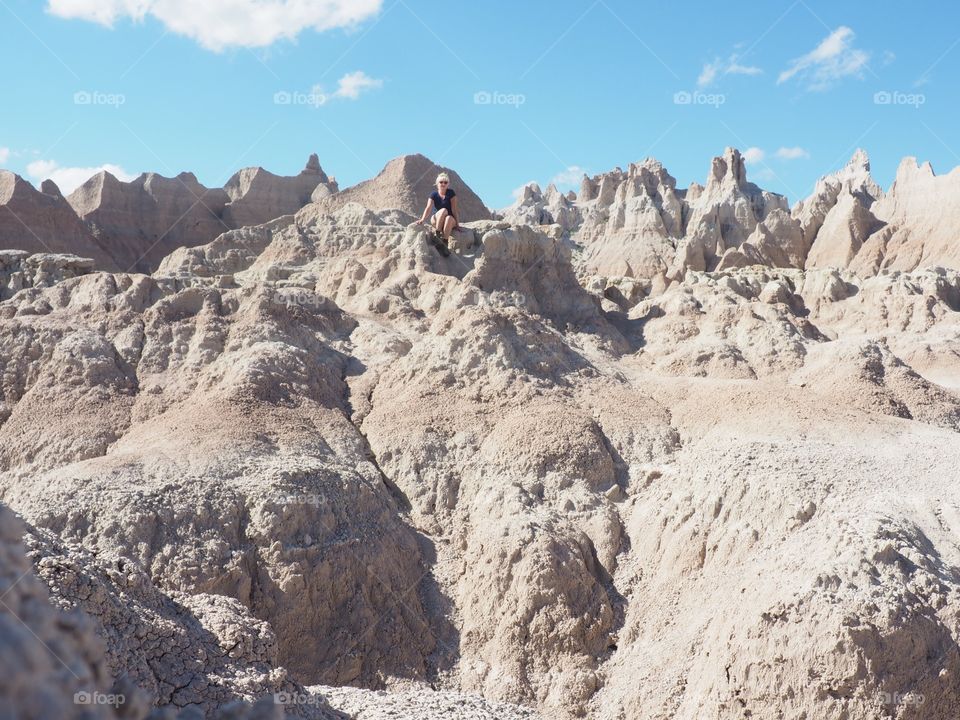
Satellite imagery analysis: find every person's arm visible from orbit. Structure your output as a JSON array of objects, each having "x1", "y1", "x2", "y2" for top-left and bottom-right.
[
  {"x1": 451, "y1": 196, "x2": 459, "y2": 227},
  {"x1": 417, "y1": 197, "x2": 433, "y2": 224}
]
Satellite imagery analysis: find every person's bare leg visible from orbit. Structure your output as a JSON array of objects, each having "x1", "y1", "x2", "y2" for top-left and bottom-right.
[
  {"x1": 443, "y1": 214, "x2": 456, "y2": 241},
  {"x1": 432, "y1": 210, "x2": 448, "y2": 235}
]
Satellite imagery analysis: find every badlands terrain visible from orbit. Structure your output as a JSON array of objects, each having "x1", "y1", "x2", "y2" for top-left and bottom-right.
[{"x1": 0, "y1": 147, "x2": 959, "y2": 719}]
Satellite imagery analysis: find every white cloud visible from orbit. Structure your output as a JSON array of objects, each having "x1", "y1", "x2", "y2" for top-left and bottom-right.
[
  {"x1": 550, "y1": 165, "x2": 588, "y2": 189},
  {"x1": 742, "y1": 147, "x2": 765, "y2": 165},
  {"x1": 775, "y1": 146, "x2": 809, "y2": 160},
  {"x1": 27, "y1": 159, "x2": 136, "y2": 194},
  {"x1": 333, "y1": 71, "x2": 383, "y2": 100},
  {"x1": 697, "y1": 52, "x2": 762, "y2": 88},
  {"x1": 0, "y1": 147, "x2": 9, "y2": 165},
  {"x1": 777, "y1": 26, "x2": 870, "y2": 90},
  {"x1": 46, "y1": 0, "x2": 382, "y2": 51}
]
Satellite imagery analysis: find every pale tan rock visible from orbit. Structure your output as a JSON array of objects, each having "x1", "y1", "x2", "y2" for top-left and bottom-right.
[
  {"x1": 222, "y1": 154, "x2": 337, "y2": 229},
  {"x1": 861, "y1": 157, "x2": 960, "y2": 272},
  {"x1": 311, "y1": 153, "x2": 491, "y2": 222},
  {"x1": 68, "y1": 170, "x2": 230, "y2": 273},
  {"x1": 2, "y1": 190, "x2": 960, "y2": 720}
]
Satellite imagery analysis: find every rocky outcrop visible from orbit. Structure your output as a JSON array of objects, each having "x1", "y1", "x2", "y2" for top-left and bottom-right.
[
  {"x1": 67, "y1": 171, "x2": 230, "y2": 273},
  {"x1": 793, "y1": 148, "x2": 883, "y2": 257},
  {"x1": 574, "y1": 158, "x2": 686, "y2": 279},
  {"x1": 0, "y1": 250, "x2": 95, "y2": 300},
  {"x1": 222, "y1": 153, "x2": 338, "y2": 229},
  {"x1": 0, "y1": 171, "x2": 116, "y2": 270},
  {"x1": 500, "y1": 183, "x2": 580, "y2": 233},
  {"x1": 805, "y1": 188, "x2": 884, "y2": 269},
  {"x1": 311, "y1": 153, "x2": 491, "y2": 222},
  {"x1": 26, "y1": 524, "x2": 339, "y2": 719},
  {"x1": 65, "y1": 155, "x2": 337, "y2": 274},
  {"x1": 856, "y1": 157, "x2": 960, "y2": 273},
  {"x1": 505, "y1": 149, "x2": 790, "y2": 283},
  {"x1": 3, "y1": 192, "x2": 960, "y2": 720}
]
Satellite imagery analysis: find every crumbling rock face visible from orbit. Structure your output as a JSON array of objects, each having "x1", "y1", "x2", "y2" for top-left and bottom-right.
[
  {"x1": 68, "y1": 171, "x2": 231, "y2": 274},
  {"x1": 311, "y1": 154, "x2": 491, "y2": 222},
  {"x1": 223, "y1": 154, "x2": 338, "y2": 229},
  {"x1": 0, "y1": 170, "x2": 117, "y2": 270},
  {"x1": 0, "y1": 250, "x2": 95, "y2": 300},
  {"x1": 861, "y1": 157, "x2": 960, "y2": 273},
  {"x1": 25, "y1": 525, "x2": 339, "y2": 719},
  {"x1": 0, "y1": 504, "x2": 119, "y2": 719},
  {"x1": 2, "y1": 193, "x2": 960, "y2": 720}
]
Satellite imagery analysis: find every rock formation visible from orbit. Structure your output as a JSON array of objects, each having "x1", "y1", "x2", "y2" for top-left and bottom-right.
[
  {"x1": 222, "y1": 153, "x2": 338, "y2": 229},
  {"x1": 503, "y1": 146, "x2": 960, "y2": 291},
  {"x1": 68, "y1": 170, "x2": 230, "y2": 273},
  {"x1": 2, "y1": 142, "x2": 960, "y2": 719},
  {"x1": 1, "y1": 186, "x2": 959, "y2": 719},
  {"x1": 66, "y1": 155, "x2": 339, "y2": 274},
  {"x1": 857, "y1": 157, "x2": 960, "y2": 273},
  {"x1": 0, "y1": 170, "x2": 117, "y2": 269},
  {"x1": 311, "y1": 154, "x2": 491, "y2": 222}
]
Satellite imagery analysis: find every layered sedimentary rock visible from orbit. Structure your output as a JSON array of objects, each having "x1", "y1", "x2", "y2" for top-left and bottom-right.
[
  {"x1": 505, "y1": 146, "x2": 960, "y2": 289},
  {"x1": 66, "y1": 154, "x2": 338, "y2": 274},
  {"x1": 222, "y1": 153, "x2": 338, "y2": 228},
  {"x1": 68, "y1": 170, "x2": 230, "y2": 273},
  {"x1": 2, "y1": 195, "x2": 959, "y2": 720},
  {"x1": 856, "y1": 157, "x2": 960, "y2": 273},
  {"x1": 0, "y1": 171, "x2": 116, "y2": 269},
  {"x1": 312, "y1": 154, "x2": 492, "y2": 222}
]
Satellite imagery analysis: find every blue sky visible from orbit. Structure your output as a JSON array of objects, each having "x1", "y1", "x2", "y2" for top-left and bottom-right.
[{"x1": 1, "y1": 1, "x2": 957, "y2": 209}]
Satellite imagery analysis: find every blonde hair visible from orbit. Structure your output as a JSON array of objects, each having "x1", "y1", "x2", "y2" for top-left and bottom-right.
[{"x1": 436, "y1": 172, "x2": 450, "y2": 185}]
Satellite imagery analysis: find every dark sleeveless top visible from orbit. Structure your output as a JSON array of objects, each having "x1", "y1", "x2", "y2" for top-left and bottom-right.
[{"x1": 430, "y1": 188, "x2": 456, "y2": 216}]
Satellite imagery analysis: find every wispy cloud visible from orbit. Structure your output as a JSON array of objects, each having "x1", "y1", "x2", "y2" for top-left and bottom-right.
[
  {"x1": 777, "y1": 26, "x2": 869, "y2": 91},
  {"x1": 742, "y1": 147, "x2": 765, "y2": 165},
  {"x1": 46, "y1": 0, "x2": 383, "y2": 52},
  {"x1": 27, "y1": 159, "x2": 136, "y2": 194},
  {"x1": 698, "y1": 52, "x2": 762, "y2": 88},
  {"x1": 0, "y1": 147, "x2": 9, "y2": 165},
  {"x1": 333, "y1": 71, "x2": 383, "y2": 100},
  {"x1": 550, "y1": 165, "x2": 588, "y2": 188},
  {"x1": 775, "y1": 146, "x2": 809, "y2": 160}
]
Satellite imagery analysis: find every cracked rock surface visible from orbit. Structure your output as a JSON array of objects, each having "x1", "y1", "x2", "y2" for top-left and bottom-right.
[{"x1": 1, "y1": 192, "x2": 959, "y2": 719}]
